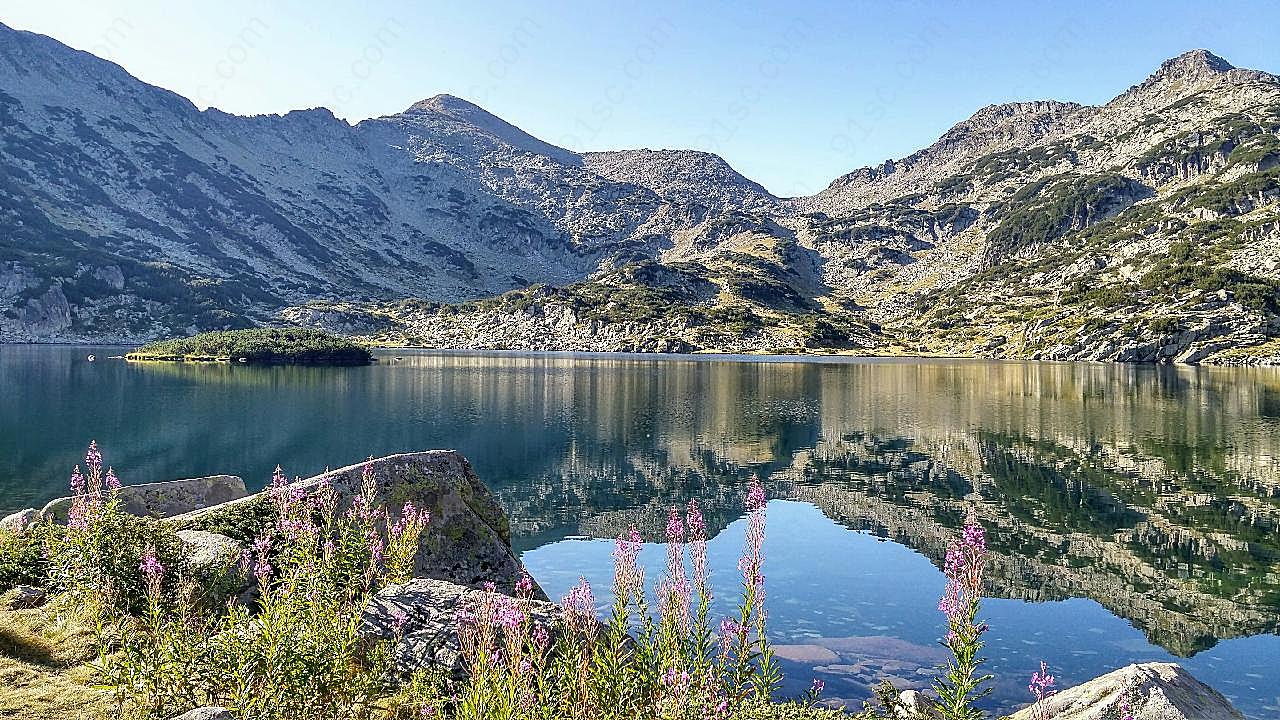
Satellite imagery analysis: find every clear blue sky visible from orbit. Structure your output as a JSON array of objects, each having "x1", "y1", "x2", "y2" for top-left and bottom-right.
[{"x1": 6, "y1": 1, "x2": 1280, "y2": 197}]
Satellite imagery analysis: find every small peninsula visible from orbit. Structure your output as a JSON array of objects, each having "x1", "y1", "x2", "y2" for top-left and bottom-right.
[{"x1": 125, "y1": 328, "x2": 374, "y2": 366}]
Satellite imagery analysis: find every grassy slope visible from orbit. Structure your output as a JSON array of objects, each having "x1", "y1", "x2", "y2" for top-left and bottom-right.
[{"x1": 0, "y1": 599, "x2": 108, "y2": 720}]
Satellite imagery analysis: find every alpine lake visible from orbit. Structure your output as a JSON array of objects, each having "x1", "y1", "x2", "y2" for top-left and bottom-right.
[{"x1": 2, "y1": 345, "x2": 1279, "y2": 717}]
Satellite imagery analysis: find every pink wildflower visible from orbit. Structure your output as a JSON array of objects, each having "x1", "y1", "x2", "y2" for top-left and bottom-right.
[
  {"x1": 391, "y1": 608, "x2": 409, "y2": 635},
  {"x1": 140, "y1": 545, "x2": 164, "y2": 584},
  {"x1": 515, "y1": 571, "x2": 534, "y2": 598},
  {"x1": 251, "y1": 535, "x2": 273, "y2": 583},
  {"x1": 739, "y1": 480, "x2": 767, "y2": 597},
  {"x1": 613, "y1": 527, "x2": 644, "y2": 602},
  {"x1": 745, "y1": 478, "x2": 766, "y2": 511},
  {"x1": 687, "y1": 500, "x2": 710, "y2": 597},
  {"x1": 561, "y1": 577, "x2": 595, "y2": 622},
  {"x1": 531, "y1": 624, "x2": 550, "y2": 650},
  {"x1": 84, "y1": 441, "x2": 102, "y2": 476},
  {"x1": 1029, "y1": 660, "x2": 1057, "y2": 720},
  {"x1": 491, "y1": 595, "x2": 525, "y2": 631}
]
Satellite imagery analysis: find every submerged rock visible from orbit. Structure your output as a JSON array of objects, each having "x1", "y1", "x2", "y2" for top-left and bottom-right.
[
  {"x1": 359, "y1": 578, "x2": 566, "y2": 678},
  {"x1": 41, "y1": 474, "x2": 247, "y2": 522},
  {"x1": 172, "y1": 451, "x2": 538, "y2": 594},
  {"x1": 1007, "y1": 662, "x2": 1243, "y2": 720}
]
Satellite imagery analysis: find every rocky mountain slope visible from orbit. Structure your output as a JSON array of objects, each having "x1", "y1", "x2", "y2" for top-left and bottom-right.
[{"x1": 1, "y1": 23, "x2": 1277, "y2": 363}]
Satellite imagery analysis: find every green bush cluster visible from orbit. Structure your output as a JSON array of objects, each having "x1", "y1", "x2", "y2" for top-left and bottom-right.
[
  {"x1": 1138, "y1": 240, "x2": 1280, "y2": 313},
  {"x1": 1171, "y1": 167, "x2": 1280, "y2": 215},
  {"x1": 984, "y1": 174, "x2": 1148, "y2": 259},
  {"x1": 128, "y1": 328, "x2": 373, "y2": 365}
]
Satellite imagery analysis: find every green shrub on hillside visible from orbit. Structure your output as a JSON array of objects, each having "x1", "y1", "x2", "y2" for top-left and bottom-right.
[{"x1": 984, "y1": 174, "x2": 1148, "y2": 260}]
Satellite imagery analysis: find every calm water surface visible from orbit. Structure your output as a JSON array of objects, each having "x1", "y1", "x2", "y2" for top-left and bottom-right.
[{"x1": 3, "y1": 346, "x2": 1280, "y2": 716}]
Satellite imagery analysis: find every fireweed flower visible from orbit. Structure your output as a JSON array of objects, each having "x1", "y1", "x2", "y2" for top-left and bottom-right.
[
  {"x1": 739, "y1": 478, "x2": 767, "y2": 598},
  {"x1": 745, "y1": 480, "x2": 766, "y2": 512},
  {"x1": 251, "y1": 536, "x2": 274, "y2": 583},
  {"x1": 933, "y1": 512, "x2": 994, "y2": 718},
  {"x1": 531, "y1": 624, "x2": 550, "y2": 650},
  {"x1": 719, "y1": 617, "x2": 743, "y2": 649},
  {"x1": 938, "y1": 513, "x2": 988, "y2": 649},
  {"x1": 85, "y1": 441, "x2": 102, "y2": 476},
  {"x1": 561, "y1": 576, "x2": 596, "y2": 636},
  {"x1": 491, "y1": 595, "x2": 525, "y2": 632},
  {"x1": 67, "y1": 465, "x2": 89, "y2": 530},
  {"x1": 1028, "y1": 660, "x2": 1055, "y2": 698},
  {"x1": 515, "y1": 571, "x2": 534, "y2": 598},
  {"x1": 268, "y1": 465, "x2": 288, "y2": 493},
  {"x1": 613, "y1": 527, "x2": 644, "y2": 604},
  {"x1": 1028, "y1": 660, "x2": 1056, "y2": 720},
  {"x1": 140, "y1": 545, "x2": 164, "y2": 593},
  {"x1": 660, "y1": 509, "x2": 693, "y2": 629},
  {"x1": 687, "y1": 500, "x2": 710, "y2": 596},
  {"x1": 391, "y1": 608, "x2": 409, "y2": 636},
  {"x1": 104, "y1": 467, "x2": 120, "y2": 493}
]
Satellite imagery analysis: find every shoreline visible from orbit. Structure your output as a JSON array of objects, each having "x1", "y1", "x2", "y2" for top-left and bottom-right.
[{"x1": 4, "y1": 341, "x2": 1279, "y2": 367}]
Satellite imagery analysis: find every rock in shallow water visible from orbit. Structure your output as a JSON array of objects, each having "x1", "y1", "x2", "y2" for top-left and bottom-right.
[{"x1": 1007, "y1": 662, "x2": 1243, "y2": 720}]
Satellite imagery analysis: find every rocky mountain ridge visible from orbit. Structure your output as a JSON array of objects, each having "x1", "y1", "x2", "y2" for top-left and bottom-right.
[{"x1": 1, "y1": 26, "x2": 1277, "y2": 364}]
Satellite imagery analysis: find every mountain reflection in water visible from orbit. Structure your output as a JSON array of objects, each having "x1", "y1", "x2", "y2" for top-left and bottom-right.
[{"x1": 2, "y1": 348, "x2": 1279, "y2": 715}]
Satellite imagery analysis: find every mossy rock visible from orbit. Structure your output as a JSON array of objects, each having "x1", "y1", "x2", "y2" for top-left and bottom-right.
[{"x1": 171, "y1": 451, "x2": 533, "y2": 596}]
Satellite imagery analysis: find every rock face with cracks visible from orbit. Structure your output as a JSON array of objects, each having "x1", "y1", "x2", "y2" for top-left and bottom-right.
[
  {"x1": 38, "y1": 474, "x2": 247, "y2": 523},
  {"x1": 171, "y1": 451, "x2": 538, "y2": 595},
  {"x1": 359, "y1": 578, "x2": 569, "y2": 679}
]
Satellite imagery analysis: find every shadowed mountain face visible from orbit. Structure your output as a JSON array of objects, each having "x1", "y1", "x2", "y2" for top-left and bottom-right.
[{"x1": 2, "y1": 26, "x2": 1278, "y2": 363}]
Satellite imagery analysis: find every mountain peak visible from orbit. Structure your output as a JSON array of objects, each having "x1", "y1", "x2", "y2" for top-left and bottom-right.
[
  {"x1": 1122, "y1": 49, "x2": 1245, "y2": 96},
  {"x1": 1152, "y1": 49, "x2": 1235, "y2": 80},
  {"x1": 398, "y1": 93, "x2": 578, "y2": 164},
  {"x1": 1108, "y1": 48, "x2": 1270, "y2": 107},
  {"x1": 407, "y1": 93, "x2": 486, "y2": 116}
]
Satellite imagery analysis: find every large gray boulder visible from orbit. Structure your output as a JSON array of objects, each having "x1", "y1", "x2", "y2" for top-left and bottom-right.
[
  {"x1": 176, "y1": 530, "x2": 250, "y2": 607},
  {"x1": 41, "y1": 474, "x2": 247, "y2": 522},
  {"x1": 171, "y1": 451, "x2": 535, "y2": 594},
  {"x1": 1008, "y1": 663, "x2": 1243, "y2": 720},
  {"x1": 0, "y1": 508, "x2": 38, "y2": 532},
  {"x1": 359, "y1": 578, "x2": 566, "y2": 678}
]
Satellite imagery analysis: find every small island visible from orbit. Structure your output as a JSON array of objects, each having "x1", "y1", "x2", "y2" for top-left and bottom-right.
[{"x1": 125, "y1": 328, "x2": 374, "y2": 366}]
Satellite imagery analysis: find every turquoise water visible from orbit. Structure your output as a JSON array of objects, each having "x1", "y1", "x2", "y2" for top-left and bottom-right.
[{"x1": 2, "y1": 346, "x2": 1279, "y2": 716}]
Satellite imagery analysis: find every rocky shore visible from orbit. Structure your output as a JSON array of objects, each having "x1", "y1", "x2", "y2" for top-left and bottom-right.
[{"x1": 0, "y1": 451, "x2": 1252, "y2": 719}]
